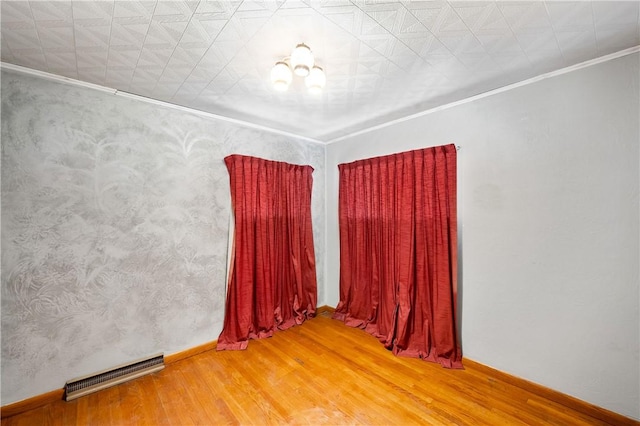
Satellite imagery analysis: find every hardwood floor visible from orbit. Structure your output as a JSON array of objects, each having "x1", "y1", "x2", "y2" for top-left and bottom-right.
[{"x1": 1, "y1": 312, "x2": 628, "y2": 425}]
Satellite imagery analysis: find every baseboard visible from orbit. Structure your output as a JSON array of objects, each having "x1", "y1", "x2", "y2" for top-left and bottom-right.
[
  {"x1": 4, "y1": 311, "x2": 636, "y2": 425},
  {"x1": 1, "y1": 388, "x2": 64, "y2": 419},
  {"x1": 462, "y1": 358, "x2": 639, "y2": 426},
  {"x1": 0, "y1": 340, "x2": 219, "y2": 419},
  {"x1": 316, "y1": 305, "x2": 336, "y2": 315},
  {"x1": 165, "y1": 340, "x2": 217, "y2": 365}
]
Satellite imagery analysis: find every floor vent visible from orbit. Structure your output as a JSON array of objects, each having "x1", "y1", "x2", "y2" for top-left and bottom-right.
[{"x1": 64, "y1": 353, "x2": 164, "y2": 401}]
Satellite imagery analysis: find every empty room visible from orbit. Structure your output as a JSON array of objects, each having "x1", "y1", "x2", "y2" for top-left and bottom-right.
[{"x1": 1, "y1": 1, "x2": 639, "y2": 424}]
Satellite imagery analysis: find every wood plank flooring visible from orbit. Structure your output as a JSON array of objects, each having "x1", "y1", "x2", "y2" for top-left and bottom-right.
[{"x1": 1, "y1": 312, "x2": 622, "y2": 425}]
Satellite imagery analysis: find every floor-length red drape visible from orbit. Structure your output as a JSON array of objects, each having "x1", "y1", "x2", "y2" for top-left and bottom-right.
[
  {"x1": 333, "y1": 144, "x2": 462, "y2": 368},
  {"x1": 217, "y1": 155, "x2": 317, "y2": 351}
]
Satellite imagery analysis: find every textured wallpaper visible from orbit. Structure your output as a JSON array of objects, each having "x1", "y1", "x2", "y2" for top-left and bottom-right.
[{"x1": 1, "y1": 69, "x2": 325, "y2": 404}]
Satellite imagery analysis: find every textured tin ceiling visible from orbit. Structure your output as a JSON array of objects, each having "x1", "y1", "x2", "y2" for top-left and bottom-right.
[{"x1": 2, "y1": 1, "x2": 639, "y2": 142}]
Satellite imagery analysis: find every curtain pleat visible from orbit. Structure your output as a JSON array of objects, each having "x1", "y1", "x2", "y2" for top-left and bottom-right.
[
  {"x1": 333, "y1": 144, "x2": 461, "y2": 368},
  {"x1": 217, "y1": 155, "x2": 317, "y2": 351}
]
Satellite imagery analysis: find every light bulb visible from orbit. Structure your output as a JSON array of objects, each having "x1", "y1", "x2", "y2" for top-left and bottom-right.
[
  {"x1": 305, "y1": 66, "x2": 325, "y2": 94},
  {"x1": 291, "y1": 43, "x2": 314, "y2": 77},
  {"x1": 270, "y1": 61, "x2": 292, "y2": 91}
]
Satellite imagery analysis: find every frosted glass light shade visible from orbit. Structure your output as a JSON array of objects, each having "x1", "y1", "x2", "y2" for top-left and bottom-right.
[
  {"x1": 305, "y1": 66, "x2": 326, "y2": 94},
  {"x1": 271, "y1": 61, "x2": 292, "y2": 91},
  {"x1": 291, "y1": 43, "x2": 314, "y2": 77}
]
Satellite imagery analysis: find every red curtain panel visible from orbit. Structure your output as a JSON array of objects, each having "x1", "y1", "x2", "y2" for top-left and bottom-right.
[
  {"x1": 333, "y1": 144, "x2": 462, "y2": 368},
  {"x1": 217, "y1": 155, "x2": 318, "y2": 350}
]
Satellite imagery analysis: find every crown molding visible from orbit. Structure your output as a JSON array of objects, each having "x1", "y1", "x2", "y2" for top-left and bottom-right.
[
  {"x1": 0, "y1": 62, "x2": 324, "y2": 146},
  {"x1": 326, "y1": 45, "x2": 640, "y2": 145}
]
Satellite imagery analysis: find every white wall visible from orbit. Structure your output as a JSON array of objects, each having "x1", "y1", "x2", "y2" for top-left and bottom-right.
[{"x1": 325, "y1": 52, "x2": 639, "y2": 419}]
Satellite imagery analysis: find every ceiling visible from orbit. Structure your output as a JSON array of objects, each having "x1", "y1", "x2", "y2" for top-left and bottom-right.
[{"x1": 1, "y1": 1, "x2": 639, "y2": 142}]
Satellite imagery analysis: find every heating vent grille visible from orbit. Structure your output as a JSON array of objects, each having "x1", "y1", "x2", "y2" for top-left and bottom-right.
[{"x1": 64, "y1": 354, "x2": 164, "y2": 401}]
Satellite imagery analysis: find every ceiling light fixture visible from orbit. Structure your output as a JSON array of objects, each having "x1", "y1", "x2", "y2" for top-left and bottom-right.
[{"x1": 271, "y1": 43, "x2": 325, "y2": 94}]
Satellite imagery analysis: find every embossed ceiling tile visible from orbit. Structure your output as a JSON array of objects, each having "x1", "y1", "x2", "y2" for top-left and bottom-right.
[
  {"x1": 73, "y1": 23, "x2": 111, "y2": 48},
  {"x1": 545, "y1": 1, "x2": 593, "y2": 32},
  {"x1": 387, "y1": 40, "x2": 423, "y2": 70},
  {"x1": 145, "y1": 19, "x2": 190, "y2": 48},
  {"x1": 77, "y1": 67, "x2": 107, "y2": 85},
  {"x1": 596, "y1": 27, "x2": 640, "y2": 53},
  {"x1": 355, "y1": 57, "x2": 387, "y2": 76},
  {"x1": 105, "y1": 67, "x2": 135, "y2": 87},
  {"x1": 555, "y1": 30, "x2": 597, "y2": 56},
  {"x1": 427, "y1": 55, "x2": 468, "y2": 78},
  {"x1": 358, "y1": 1, "x2": 405, "y2": 32},
  {"x1": 206, "y1": 39, "x2": 245, "y2": 64},
  {"x1": 194, "y1": 0, "x2": 240, "y2": 18},
  {"x1": 172, "y1": 79, "x2": 211, "y2": 100},
  {"x1": 451, "y1": 2, "x2": 499, "y2": 31},
  {"x1": 237, "y1": 0, "x2": 284, "y2": 12},
  {"x1": 43, "y1": 49, "x2": 76, "y2": 69},
  {"x1": 516, "y1": 29, "x2": 560, "y2": 54},
  {"x1": 110, "y1": 21, "x2": 151, "y2": 47},
  {"x1": 455, "y1": 52, "x2": 498, "y2": 74},
  {"x1": 358, "y1": 10, "x2": 392, "y2": 38},
  {"x1": 403, "y1": 0, "x2": 449, "y2": 30},
  {"x1": 498, "y1": 1, "x2": 552, "y2": 33},
  {"x1": 525, "y1": 49, "x2": 565, "y2": 73},
  {"x1": 183, "y1": 14, "x2": 228, "y2": 46},
  {"x1": 231, "y1": 9, "x2": 274, "y2": 38},
  {"x1": 280, "y1": 0, "x2": 312, "y2": 9},
  {"x1": 431, "y1": 2, "x2": 468, "y2": 34},
  {"x1": 2, "y1": 1, "x2": 31, "y2": 22},
  {"x1": 436, "y1": 32, "x2": 477, "y2": 54},
  {"x1": 131, "y1": 66, "x2": 163, "y2": 85},
  {"x1": 232, "y1": 77, "x2": 267, "y2": 97},
  {"x1": 455, "y1": 33, "x2": 487, "y2": 54},
  {"x1": 592, "y1": 1, "x2": 639, "y2": 30},
  {"x1": 322, "y1": 38, "x2": 360, "y2": 68},
  {"x1": 416, "y1": 34, "x2": 451, "y2": 60},
  {"x1": 476, "y1": 33, "x2": 522, "y2": 54},
  {"x1": 317, "y1": 4, "x2": 364, "y2": 35},
  {"x1": 137, "y1": 45, "x2": 173, "y2": 68},
  {"x1": 389, "y1": 30, "x2": 426, "y2": 56},
  {"x1": 152, "y1": 0, "x2": 198, "y2": 19},
  {"x1": 37, "y1": 26, "x2": 75, "y2": 49},
  {"x1": 198, "y1": 67, "x2": 240, "y2": 96},
  {"x1": 71, "y1": 1, "x2": 114, "y2": 23},
  {"x1": 9, "y1": 51, "x2": 47, "y2": 70},
  {"x1": 213, "y1": 13, "x2": 264, "y2": 44},
  {"x1": 2, "y1": 27, "x2": 41, "y2": 51},
  {"x1": 152, "y1": 82, "x2": 183, "y2": 100},
  {"x1": 471, "y1": 3, "x2": 512, "y2": 34},
  {"x1": 360, "y1": 32, "x2": 399, "y2": 59},
  {"x1": 113, "y1": 1, "x2": 155, "y2": 21},
  {"x1": 225, "y1": 52, "x2": 259, "y2": 80},
  {"x1": 171, "y1": 45, "x2": 209, "y2": 68},
  {"x1": 490, "y1": 52, "x2": 531, "y2": 72},
  {"x1": 395, "y1": 5, "x2": 428, "y2": 35},
  {"x1": 157, "y1": 63, "x2": 196, "y2": 88},
  {"x1": 107, "y1": 48, "x2": 141, "y2": 69},
  {"x1": 29, "y1": 1, "x2": 72, "y2": 25},
  {"x1": 76, "y1": 49, "x2": 108, "y2": 69}
]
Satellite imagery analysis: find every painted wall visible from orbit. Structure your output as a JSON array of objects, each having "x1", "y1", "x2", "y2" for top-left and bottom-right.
[
  {"x1": 0, "y1": 69, "x2": 325, "y2": 405},
  {"x1": 325, "y1": 53, "x2": 639, "y2": 419}
]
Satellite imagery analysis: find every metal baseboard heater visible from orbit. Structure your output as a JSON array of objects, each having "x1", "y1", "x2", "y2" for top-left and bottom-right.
[{"x1": 64, "y1": 353, "x2": 164, "y2": 401}]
